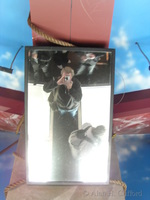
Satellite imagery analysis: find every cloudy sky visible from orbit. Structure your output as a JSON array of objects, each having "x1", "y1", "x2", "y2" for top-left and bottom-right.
[
  {"x1": 115, "y1": 134, "x2": 150, "y2": 199},
  {"x1": 0, "y1": 0, "x2": 150, "y2": 94},
  {"x1": 0, "y1": 0, "x2": 32, "y2": 91},
  {"x1": 109, "y1": 0, "x2": 150, "y2": 94},
  {"x1": 0, "y1": 1, "x2": 150, "y2": 199}
]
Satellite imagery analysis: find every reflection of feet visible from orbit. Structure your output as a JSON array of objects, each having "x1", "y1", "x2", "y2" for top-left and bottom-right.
[
  {"x1": 70, "y1": 115, "x2": 78, "y2": 129},
  {"x1": 54, "y1": 111, "x2": 62, "y2": 120}
]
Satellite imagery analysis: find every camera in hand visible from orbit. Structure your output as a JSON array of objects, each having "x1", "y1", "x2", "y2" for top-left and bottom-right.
[{"x1": 64, "y1": 76, "x2": 70, "y2": 81}]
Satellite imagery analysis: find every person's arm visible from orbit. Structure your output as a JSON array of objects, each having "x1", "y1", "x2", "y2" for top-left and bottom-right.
[
  {"x1": 69, "y1": 78, "x2": 82, "y2": 102},
  {"x1": 48, "y1": 89, "x2": 58, "y2": 111},
  {"x1": 43, "y1": 77, "x2": 57, "y2": 93}
]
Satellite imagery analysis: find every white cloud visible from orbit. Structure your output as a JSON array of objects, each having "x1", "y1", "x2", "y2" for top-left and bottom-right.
[
  {"x1": 16, "y1": 70, "x2": 24, "y2": 78},
  {"x1": 112, "y1": 27, "x2": 129, "y2": 50},
  {"x1": 117, "y1": 150, "x2": 129, "y2": 162},
  {"x1": 116, "y1": 145, "x2": 131, "y2": 162},
  {"x1": 115, "y1": 47, "x2": 150, "y2": 93},
  {"x1": 115, "y1": 134, "x2": 146, "y2": 162},
  {"x1": 122, "y1": 170, "x2": 128, "y2": 175},
  {"x1": 127, "y1": 52, "x2": 132, "y2": 58},
  {"x1": 115, "y1": 67, "x2": 150, "y2": 93},
  {"x1": 0, "y1": 51, "x2": 12, "y2": 61},
  {"x1": 113, "y1": 27, "x2": 150, "y2": 93},
  {"x1": 126, "y1": 54, "x2": 135, "y2": 68},
  {"x1": 130, "y1": 145, "x2": 137, "y2": 152},
  {"x1": 126, "y1": 59, "x2": 135, "y2": 68},
  {"x1": 120, "y1": 51, "x2": 135, "y2": 70},
  {"x1": 0, "y1": 68, "x2": 24, "y2": 91},
  {"x1": 120, "y1": 148, "x2": 130, "y2": 156},
  {"x1": 142, "y1": 177, "x2": 150, "y2": 181},
  {"x1": 0, "y1": 52, "x2": 24, "y2": 90}
]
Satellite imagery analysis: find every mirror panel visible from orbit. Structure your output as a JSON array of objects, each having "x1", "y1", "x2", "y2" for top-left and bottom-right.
[{"x1": 25, "y1": 47, "x2": 115, "y2": 184}]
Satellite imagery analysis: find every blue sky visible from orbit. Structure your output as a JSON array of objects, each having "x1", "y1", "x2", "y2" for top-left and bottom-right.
[
  {"x1": 115, "y1": 134, "x2": 150, "y2": 199},
  {"x1": 0, "y1": 0, "x2": 32, "y2": 91},
  {"x1": 109, "y1": 0, "x2": 150, "y2": 94},
  {"x1": 0, "y1": 1, "x2": 150, "y2": 199}
]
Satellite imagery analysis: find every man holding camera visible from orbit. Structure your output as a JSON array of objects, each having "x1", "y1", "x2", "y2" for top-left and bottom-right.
[{"x1": 48, "y1": 66, "x2": 82, "y2": 117}]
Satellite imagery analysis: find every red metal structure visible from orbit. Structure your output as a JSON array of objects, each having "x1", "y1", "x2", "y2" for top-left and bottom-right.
[
  {"x1": 0, "y1": 0, "x2": 150, "y2": 134},
  {"x1": 0, "y1": 86, "x2": 150, "y2": 134},
  {"x1": 113, "y1": 89, "x2": 150, "y2": 134},
  {"x1": 0, "y1": 87, "x2": 24, "y2": 132},
  {"x1": 29, "y1": 0, "x2": 114, "y2": 47}
]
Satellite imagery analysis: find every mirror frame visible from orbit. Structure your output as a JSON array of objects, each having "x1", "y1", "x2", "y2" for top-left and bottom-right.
[{"x1": 25, "y1": 46, "x2": 115, "y2": 185}]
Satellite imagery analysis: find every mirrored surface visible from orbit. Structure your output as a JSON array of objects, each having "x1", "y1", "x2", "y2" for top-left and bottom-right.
[{"x1": 25, "y1": 47, "x2": 115, "y2": 184}]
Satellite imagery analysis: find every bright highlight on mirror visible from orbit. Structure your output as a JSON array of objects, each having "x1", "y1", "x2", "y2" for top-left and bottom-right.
[{"x1": 25, "y1": 47, "x2": 115, "y2": 185}]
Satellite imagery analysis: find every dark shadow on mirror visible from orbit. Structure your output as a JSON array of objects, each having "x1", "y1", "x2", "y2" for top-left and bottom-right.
[{"x1": 51, "y1": 110, "x2": 80, "y2": 181}]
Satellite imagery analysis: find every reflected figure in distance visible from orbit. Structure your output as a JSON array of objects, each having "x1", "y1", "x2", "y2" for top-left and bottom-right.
[
  {"x1": 68, "y1": 123, "x2": 105, "y2": 159},
  {"x1": 29, "y1": 50, "x2": 52, "y2": 84},
  {"x1": 76, "y1": 53, "x2": 98, "y2": 76},
  {"x1": 48, "y1": 66, "x2": 82, "y2": 117}
]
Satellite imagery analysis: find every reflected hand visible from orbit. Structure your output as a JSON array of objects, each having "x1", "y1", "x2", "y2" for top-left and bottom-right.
[
  {"x1": 57, "y1": 76, "x2": 64, "y2": 85},
  {"x1": 57, "y1": 73, "x2": 73, "y2": 90}
]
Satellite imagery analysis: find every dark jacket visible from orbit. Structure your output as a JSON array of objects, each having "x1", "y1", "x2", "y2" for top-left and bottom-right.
[{"x1": 48, "y1": 77, "x2": 82, "y2": 111}]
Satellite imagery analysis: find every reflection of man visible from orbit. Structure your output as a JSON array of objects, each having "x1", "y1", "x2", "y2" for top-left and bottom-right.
[
  {"x1": 29, "y1": 50, "x2": 52, "y2": 84},
  {"x1": 48, "y1": 66, "x2": 82, "y2": 117},
  {"x1": 68, "y1": 123, "x2": 105, "y2": 159},
  {"x1": 76, "y1": 53, "x2": 100, "y2": 76}
]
